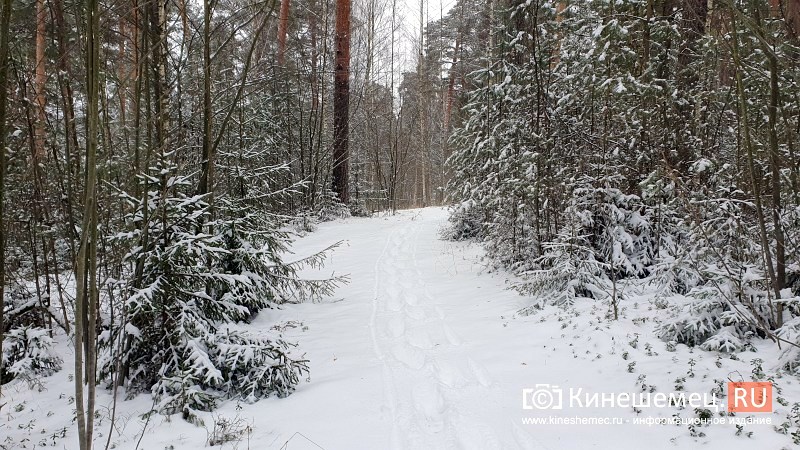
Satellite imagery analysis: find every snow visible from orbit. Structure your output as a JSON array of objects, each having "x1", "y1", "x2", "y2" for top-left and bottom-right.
[{"x1": 2, "y1": 208, "x2": 799, "y2": 449}]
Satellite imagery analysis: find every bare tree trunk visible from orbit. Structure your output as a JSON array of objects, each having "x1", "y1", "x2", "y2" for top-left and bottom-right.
[
  {"x1": 148, "y1": 0, "x2": 168, "y2": 156},
  {"x1": 333, "y1": 0, "x2": 351, "y2": 204},
  {"x1": 364, "y1": 0, "x2": 374, "y2": 90},
  {"x1": 389, "y1": 0, "x2": 398, "y2": 211},
  {"x1": 0, "y1": 0, "x2": 12, "y2": 409},
  {"x1": 29, "y1": 0, "x2": 48, "y2": 258},
  {"x1": 784, "y1": 0, "x2": 800, "y2": 35},
  {"x1": 52, "y1": 0, "x2": 80, "y2": 260},
  {"x1": 310, "y1": 0, "x2": 330, "y2": 207},
  {"x1": 444, "y1": 36, "x2": 460, "y2": 134},
  {"x1": 277, "y1": 0, "x2": 290, "y2": 65},
  {"x1": 121, "y1": 0, "x2": 151, "y2": 386},
  {"x1": 639, "y1": 0, "x2": 654, "y2": 73},
  {"x1": 729, "y1": 0, "x2": 780, "y2": 329},
  {"x1": 418, "y1": 0, "x2": 427, "y2": 207},
  {"x1": 550, "y1": 1, "x2": 567, "y2": 68},
  {"x1": 75, "y1": 0, "x2": 101, "y2": 446},
  {"x1": 198, "y1": 0, "x2": 214, "y2": 198},
  {"x1": 755, "y1": 6, "x2": 787, "y2": 327},
  {"x1": 34, "y1": 0, "x2": 47, "y2": 165},
  {"x1": 118, "y1": 17, "x2": 128, "y2": 130},
  {"x1": 767, "y1": 51, "x2": 786, "y2": 328}
]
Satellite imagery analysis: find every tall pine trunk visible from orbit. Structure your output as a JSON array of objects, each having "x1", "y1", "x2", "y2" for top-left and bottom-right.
[
  {"x1": 34, "y1": 0, "x2": 46, "y2": 166},
  {"x1": 0, "y1": 0, "x2": 12, "y2": 409},
  {"x1": 277, "y1": 0, "x2": 290, "y2": 65},
  {"x1": 333, "y1": 0, "x2": 351, "y2": 204}
]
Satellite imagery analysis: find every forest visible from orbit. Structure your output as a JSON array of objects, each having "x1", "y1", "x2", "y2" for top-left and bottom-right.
[{"x1": 1, "y1": 0, "x2": 800, "y2": 447}]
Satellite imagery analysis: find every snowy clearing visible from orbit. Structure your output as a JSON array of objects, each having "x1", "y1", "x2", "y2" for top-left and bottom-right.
[{"x1": 2, "y1": 208, "x2": 798, "y2": 449}]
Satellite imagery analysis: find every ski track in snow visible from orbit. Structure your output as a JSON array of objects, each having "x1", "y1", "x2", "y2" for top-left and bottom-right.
[
  {"x1": 364, "y1": 213, "x2": 542, "y2": 450},
  {"x1": 371, "y1": 219, "x2": 504, "y2": 450}
]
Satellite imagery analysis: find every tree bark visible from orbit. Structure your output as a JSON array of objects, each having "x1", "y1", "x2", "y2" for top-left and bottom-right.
[
  {"x1": 444, "y1": 36, "x2": 460, "y2": 134},
  {"x1": 198, "y1": 0, "x2": 213, "y2": 198},
  {"x1": 784, "y1": 0, "x2": 800, "y2": 35},
  {"x1": 333, "y1": 0, "x2": 351, "y2": 204},
  {"x1": 34, "y1": 0, "x2": 47, "y2": 165},
  {"x1": 551, "y1": 1, "x2": 567, "y2": 68},
  {"x1": 277, "y1": 0, "x2": 290, "y2": 65},
  {"x1": 767, "y1": 51, "x2": 786, "y2": 328},
  {"x1": 75, "y1": 0, "x2": 101, "y2": 446},
  {"x1": 0, "y1": 0, "x2": 12, "y2": 409},
  {"x1": 418, "y1": 0, "x2": 427, "y2": 207}
]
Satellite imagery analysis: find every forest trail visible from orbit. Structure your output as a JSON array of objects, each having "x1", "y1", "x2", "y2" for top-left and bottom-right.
[
  {"x1": 371, "y1": 214, "x2": 505, "y2": 449},
  {"x1": 249, "y1": 208, "x2": 543, "y2": 449}
]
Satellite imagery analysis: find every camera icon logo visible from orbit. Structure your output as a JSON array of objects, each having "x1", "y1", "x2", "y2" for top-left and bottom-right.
[{"x1": 522, "y1": 384, "x2": 563, "y2": 410}]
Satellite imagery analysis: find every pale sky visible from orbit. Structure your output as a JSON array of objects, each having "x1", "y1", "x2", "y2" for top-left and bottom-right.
[{"x1": 396, "y1": 0, "x2": 456, "y2": 71}]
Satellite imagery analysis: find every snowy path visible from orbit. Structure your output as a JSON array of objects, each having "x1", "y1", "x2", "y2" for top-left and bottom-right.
[
  {"x1": 244, "y1": 208, "x2": 543, "y2": 449},
  {"x1": 5, "y1": 207, "x2": 797, "y2": 449},
  {"x1": 371, "y1": 216, "x2": 503, "y2": 449}
]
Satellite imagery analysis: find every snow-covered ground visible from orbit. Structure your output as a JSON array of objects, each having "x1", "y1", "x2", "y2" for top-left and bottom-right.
[{"x1": 2, "y1": 207, "x2": 799, "y2": 449}]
